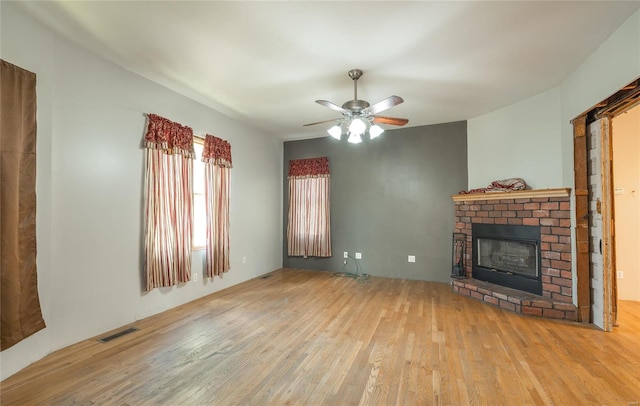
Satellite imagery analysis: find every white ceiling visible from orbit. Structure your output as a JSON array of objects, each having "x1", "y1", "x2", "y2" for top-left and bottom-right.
[{"x1": 16, "y1": 1, "x2": 639, "y2": 140}]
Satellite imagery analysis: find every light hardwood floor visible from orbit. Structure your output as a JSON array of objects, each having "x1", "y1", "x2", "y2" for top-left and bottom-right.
[{"x1": 1, "y1": 268, "x2": 639, "y2": 405}]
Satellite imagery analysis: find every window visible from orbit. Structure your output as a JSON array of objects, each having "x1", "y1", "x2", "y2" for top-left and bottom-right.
[
  {"x1": 287, "y1": 157, "x2": 332, "y2": 257},
  {"x1": 193, "y1": 139, "x2": 206, "y2": 249},
  {"x1": 142, "y1": 117, "x2": 231, "y2": 286},
  {"x1": 143, "y1": 114, "x2": 194, "y2": 290}
]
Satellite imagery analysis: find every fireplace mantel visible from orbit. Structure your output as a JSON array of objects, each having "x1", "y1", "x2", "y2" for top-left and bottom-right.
[{"x1": 451, "y1": 188, "x2": 570, "y2": 202}]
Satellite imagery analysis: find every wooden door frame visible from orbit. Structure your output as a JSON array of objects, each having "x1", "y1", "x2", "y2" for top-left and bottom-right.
[
  {"x1": 599, "y1": 117, "x2": 614, "y2": 331},
  {"x1": 572, "y1": 115, "x2": 590, "y2": 323},
  {"x1": 572, "y1": 78, "x2": 640, "y2": 328}
]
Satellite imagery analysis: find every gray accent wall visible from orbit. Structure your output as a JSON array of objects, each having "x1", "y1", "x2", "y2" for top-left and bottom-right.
[{"x1": 283, "y1": 121, "x2": 467, "y2": 282}]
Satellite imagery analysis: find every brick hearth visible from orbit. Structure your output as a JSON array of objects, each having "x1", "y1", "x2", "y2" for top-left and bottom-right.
[{"x1": 451, "y1": 188, "x2": 578, "y2": 320}]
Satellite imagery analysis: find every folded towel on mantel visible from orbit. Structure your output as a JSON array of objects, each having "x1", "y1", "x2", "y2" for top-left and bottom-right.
[{"x1": 459, "y1": 178, "x2": 527, "y2": 194}]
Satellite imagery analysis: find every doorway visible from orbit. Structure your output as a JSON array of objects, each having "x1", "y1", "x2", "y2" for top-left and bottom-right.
[
  {"x1": 573, "y1": 79, "x2": 640, "y2": 331},
  {"x1": 612, "y1": 104, "x2": 640, "y2": 308}
]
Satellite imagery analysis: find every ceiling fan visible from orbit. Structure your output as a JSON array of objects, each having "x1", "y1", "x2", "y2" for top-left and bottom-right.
[{"x1": 303, "y1": 69, "x2": 409, "y2": 143}]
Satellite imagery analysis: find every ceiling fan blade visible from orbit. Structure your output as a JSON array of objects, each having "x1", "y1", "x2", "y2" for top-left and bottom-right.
[
  {"x1": 316, "y1": 100, "x2": 348, "y2": 114},
  {"x1": 303, "y1": 118, "x2": 342, "y2": 127},
  {"x1": 372, "y1": 115, "x2": 409, "y2": 126},
  {"x1": 367, "y1": 95, "x2": 404, "y2": 115}
]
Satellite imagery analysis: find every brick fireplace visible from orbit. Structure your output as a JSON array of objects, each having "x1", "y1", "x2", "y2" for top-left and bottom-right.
[{"x1": 451, "y1": 188, "x2": 578, "y2": 320}]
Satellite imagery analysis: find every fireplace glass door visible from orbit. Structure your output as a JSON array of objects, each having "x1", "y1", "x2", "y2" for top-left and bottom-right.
[{"x1": 477, "y1": 238, "x2": 538, "y2": 278}]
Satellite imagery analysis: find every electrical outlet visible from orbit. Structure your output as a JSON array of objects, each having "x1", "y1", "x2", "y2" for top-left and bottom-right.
[
  {"x1": 242, "y1": 256, "x2": 247, "y2": 264},
  {"x1": 193, "y1": 272, "x2": 198, "y2": 282},
  {"x1": 355, "y1": 252, "x2": 362, "y2": 259},
  {"x1": 408, "y1": 255, "x2": 416, "y2": 263},
  {"x1": 617, "y1": 271, "x2": 624, "y2": 279},
  {"x1": 344, "y1": 252, "x2": 348, "y2": 258}
]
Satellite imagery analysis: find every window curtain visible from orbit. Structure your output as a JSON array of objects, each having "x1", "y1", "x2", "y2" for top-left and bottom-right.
[
  {"x1": 1, "y1": 60, "x2": 46, "y2": 350},
  {"x1": 143, "y1": 114, "x2": 195, "y2": 291},
  {"x1": 287, "y1": 157, "x2": 332, "y2": 257},
  {"x1": 202, "y1": 134, "x2": 232, "y2": 278}
]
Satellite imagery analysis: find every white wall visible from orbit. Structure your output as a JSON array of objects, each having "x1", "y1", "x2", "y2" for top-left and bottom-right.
[
  {"x1": 467, "y1": 88, "x2": 563, "y2": 189},
  {"x1": 0, "y1": 2, "x2": 283, "y2": 380},
  {"x1": 613, "y1": 105, "x2": 640, "y2": 301},
  {"x1": 560, "y1": 10, "x2": 640, "y2": 187},
  {"x1": 468, "y1": 10, "x2": 640, "y2": 191}
]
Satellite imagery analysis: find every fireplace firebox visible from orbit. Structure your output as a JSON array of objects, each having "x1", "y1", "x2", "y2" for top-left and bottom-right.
[{"x1": 472, "y1": 224, "x2": 542, "y2": 295}]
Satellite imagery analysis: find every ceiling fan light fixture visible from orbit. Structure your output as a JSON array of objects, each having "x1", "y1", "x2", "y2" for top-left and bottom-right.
[
  {"x1": 327, "y1": 124, "x2": 342, "y2": 140},
  {"x1": 347, "y1": 132, "x2": 362, "y2": 144},
  {"x1": 369, "y1": 124, "x2": 384, "y2": 139},
  {"x1": 348, "y1": 117, "x2": 367, "y2": 137}
]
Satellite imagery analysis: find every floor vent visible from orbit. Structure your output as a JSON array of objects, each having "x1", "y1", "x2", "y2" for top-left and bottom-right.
[
  {"x1": 97, "y1": 327, "x2": 138, "y2": 343},
  {"x1": 260, "y1": 274, "x2": 272, "y2": 279}
]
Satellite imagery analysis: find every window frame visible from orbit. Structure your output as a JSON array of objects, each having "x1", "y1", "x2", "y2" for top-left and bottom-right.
[{"x1": 192, "y1": 136, "x2": 206, "y2": 251}]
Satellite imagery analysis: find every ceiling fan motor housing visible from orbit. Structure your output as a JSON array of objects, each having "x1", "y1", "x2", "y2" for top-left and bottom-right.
[{"x1": 341, "y1": 99, "x2": 370, "y2": 114}]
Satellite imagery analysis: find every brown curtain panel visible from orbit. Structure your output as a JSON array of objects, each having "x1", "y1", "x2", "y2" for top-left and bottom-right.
[{"x1": 1, "y1": 60, "x2": 46, "y2": 350}]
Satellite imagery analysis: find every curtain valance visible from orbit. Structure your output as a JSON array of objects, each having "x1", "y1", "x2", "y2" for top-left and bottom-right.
[
  {"x1": 288, "y1": 157, "x2": 330, "y2": 179},
  {"x1": 202, "y1": 134, "x2": 232, "y2": 167},
  {"x1": 144, "y1": 114, "x2": 195, "y2": 159}
]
